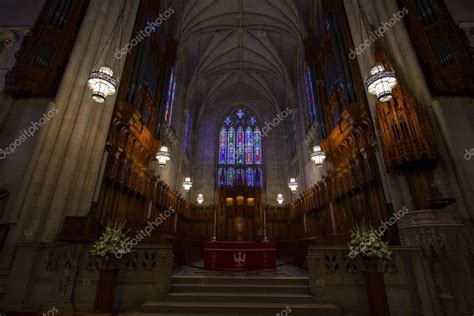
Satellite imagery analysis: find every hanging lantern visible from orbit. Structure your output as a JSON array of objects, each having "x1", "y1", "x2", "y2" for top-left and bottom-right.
[
  {"x1": 183, "y1": 177, "x2": 193, "y2": 191},
  {"x1": 156, "y1": 145, "x2": 171, "y2": 167},
  {"x1": 288, "y1": 178, "x2": 298, "y2": 193},
  {"x1": 366, "y1": 64, "x2": 397, "y2": 102},
  {"x1": 310, "y1": 145, "x2": 326, "y2": 166},
  {"x1": 197, "y1": 193, "x2": 204, "y2": 204},
  {"x1": 276, "y1": 193, "x2": 284, "y2": 205},
  {"x1": 87, "y1": 66, "x2": 118, "y2": 103}
]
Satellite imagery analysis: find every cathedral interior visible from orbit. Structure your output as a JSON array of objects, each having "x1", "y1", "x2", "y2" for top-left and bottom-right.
[{"x1": 0, "y1": 0, "x2": 473, "y2": 315}]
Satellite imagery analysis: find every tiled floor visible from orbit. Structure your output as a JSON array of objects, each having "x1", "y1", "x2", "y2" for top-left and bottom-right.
[{"x1": 173, "y1": 260, "x2": 308, "y2": 278}]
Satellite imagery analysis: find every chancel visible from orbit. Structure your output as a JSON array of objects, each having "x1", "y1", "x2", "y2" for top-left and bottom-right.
[{"x1": 0, "y1": 0, "x2": 473, "y2": 315}]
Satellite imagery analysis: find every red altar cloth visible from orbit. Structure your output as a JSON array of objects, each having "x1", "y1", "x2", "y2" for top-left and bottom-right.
[{"x1": 204, "y1": 241, "x2": 276, "y2": 270}]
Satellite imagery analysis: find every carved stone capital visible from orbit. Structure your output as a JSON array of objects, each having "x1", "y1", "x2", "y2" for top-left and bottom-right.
[{"x1": 0, "y1": 29, "x2": 17, "y2": 47}]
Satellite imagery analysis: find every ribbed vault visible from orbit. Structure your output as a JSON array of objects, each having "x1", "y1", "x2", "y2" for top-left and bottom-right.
[{"x1": 171, "y1": 0, "x2": 310, "y2": 122}]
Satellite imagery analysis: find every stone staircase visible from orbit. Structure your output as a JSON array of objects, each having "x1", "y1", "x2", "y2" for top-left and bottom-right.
[{"x1": 131, "y1": 273, "x2": 343, "y2": 316}]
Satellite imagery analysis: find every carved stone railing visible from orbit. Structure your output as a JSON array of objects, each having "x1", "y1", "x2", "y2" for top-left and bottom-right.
[
  {"x1": 14, "y1": 244, "x2": 173, "y2": 312},
  {"x1": 307, "y1": 246, "x2": 438, "y2": 315}
]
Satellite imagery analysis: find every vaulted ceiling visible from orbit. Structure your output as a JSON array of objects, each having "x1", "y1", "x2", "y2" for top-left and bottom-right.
[{"x1": 166, "y1": 0, "x2": 321, "y2": 122}]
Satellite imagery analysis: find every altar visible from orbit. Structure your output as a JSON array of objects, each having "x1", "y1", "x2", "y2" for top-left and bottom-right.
[{"x1": 204, "y1": 241, "x2": 276, "y2": 270}]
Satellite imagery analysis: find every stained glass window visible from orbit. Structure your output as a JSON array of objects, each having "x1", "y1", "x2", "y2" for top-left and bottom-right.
[
  {"x1": 255, "y1": 167, "x2": 263, "y2": 187},
  {"x1": 218, "y1": 168, "x2": 225, "y2": 187},
  {"x1": 219, "y1": 128, "x2": 227, "y2": 164},
  {"x1": 227, "y1": 167, "x2": 235, "y2": 187},
  {"x1": 250, "y1": 116, "x2": 257, "y2": 126},
  {"x1": 254, "y1": 128, "x2": 262, "y2": 165},
  {"x1": 217, "y1": 107, "x2": 264, "y2": 188},
  {"x1": 236, "y1": 168, "x2": 244, "y2": 185},
  {"x1": 246, "y1": 167, "x2": 254, "y2": 186},
  {"x1": 245, "y1": 127, "x2": 253, "y2": 164},
  {"x1": 227, "y1": 127, "x2": 235, "y2": 165},
  {"x1": 164, "y1": 65, "x2": 176, "y2": 126},
  {"x1": 305, "y1": 63, "x2": 317, "y2": 125},
  {"x1": 236, "y1": 127, "x2": 244, "y2": 164}
]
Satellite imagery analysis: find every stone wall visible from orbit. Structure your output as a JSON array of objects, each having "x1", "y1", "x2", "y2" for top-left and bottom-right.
[{"x1": 0, "y1": 244, "x2": 173, "y2": 312}]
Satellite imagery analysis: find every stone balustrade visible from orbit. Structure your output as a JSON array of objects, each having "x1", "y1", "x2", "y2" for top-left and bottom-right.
[
  {"x1": 307, "y1": 245, "x2": 438, "y2": 315},
  {"x1": 3, "y1": 243, "x2": 173, "y2": 311}
]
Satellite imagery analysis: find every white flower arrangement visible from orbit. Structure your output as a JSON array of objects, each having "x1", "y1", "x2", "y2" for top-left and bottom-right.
[
  {"x1": 90, "y1": 222, "x2": 131, "y2": 262},
  {"x1": 347, "y1": 224, "x2": 393, "y2": 262}
]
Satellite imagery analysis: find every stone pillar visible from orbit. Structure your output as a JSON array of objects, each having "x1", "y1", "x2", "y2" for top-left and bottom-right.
[
  {"x1": 343, "y1": 0, "x2": 474, "y2": 313},
  {"x1": 1, "y1": 0, "x2": 140, "y2": 263},
  {"x1": 343, "y1": 0, "x2": 407, "y2": 214}
]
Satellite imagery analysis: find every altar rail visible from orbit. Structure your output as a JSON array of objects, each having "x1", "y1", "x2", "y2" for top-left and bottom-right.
[
  {"x1": 2, "y1": 244, "x2": 173, "y2": 312},
  {"x1": 307, "y1": 246, "x2": 438, "y2": 316}
]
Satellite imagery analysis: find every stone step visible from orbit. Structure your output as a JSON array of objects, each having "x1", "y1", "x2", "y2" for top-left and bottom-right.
[
  {"x1": 138, "y1": 301, "x2": 342, "y2": 315},
  {"x1": 170, "y1": 283, "x2": 311, "y2": 295},
  {"x1": 164, "y1": 292, "x2": 317, "y2": 304},
  {"x1": 171, "y1": 275, "x2": 309, "y2": 286}
]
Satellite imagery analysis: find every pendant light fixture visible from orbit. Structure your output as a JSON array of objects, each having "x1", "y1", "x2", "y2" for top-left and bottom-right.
[
  {"x1": 288, "y1": 178, "x2": 298, "y2": 193},
  {"x1": 182, "y1": 177, "x2": 192, "y2": 191},
  {"x1": 197, "y1": 193, "x2": 204, "y2": 204},
  {"x1": 276, "y1": 193, "x2": 284, "y2": 204},
  {"x1": 356, "y1": 0, "x2": 398, "y2": 103},
  {"x1": 87, "y1": 0, "x2": 126, "y2": 103},
  {"x1": 366, "y1": 65, "x2": 397, "y2": 102},
  {"x1": 156, "y1": 145, "x2": 171, "y2": 167},
  {"x1": 88, "y1": 66, "x2": 118, "y2": 103},
  {"x1": 310, "y1": 145, "x2": 326, "y2": 166}
]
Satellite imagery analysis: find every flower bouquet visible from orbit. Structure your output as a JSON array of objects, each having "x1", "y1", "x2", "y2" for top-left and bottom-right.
[
  {"x1": 347, "y1": 223, "x2": 393, "y2": 315},
  {"x1": 347, "y1": 223, "x2": 393, "y2": 270},
  {"x1": 90, "y1": 221, "x2": 131, "y2": 267},
  {"x1": 90, "y1": 221, "x2": 131, "y2": 313}
]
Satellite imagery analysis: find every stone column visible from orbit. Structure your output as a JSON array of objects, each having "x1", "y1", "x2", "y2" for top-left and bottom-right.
[
  {"x1": 343, "y1": 0, "x2": 407, "y2": 215},
  {"x1": 343, "y1": 0, "x2": 474, "y2": 313},
  {"x1": 2, "y1": 0, "x2": 140, "y2": 256}
]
